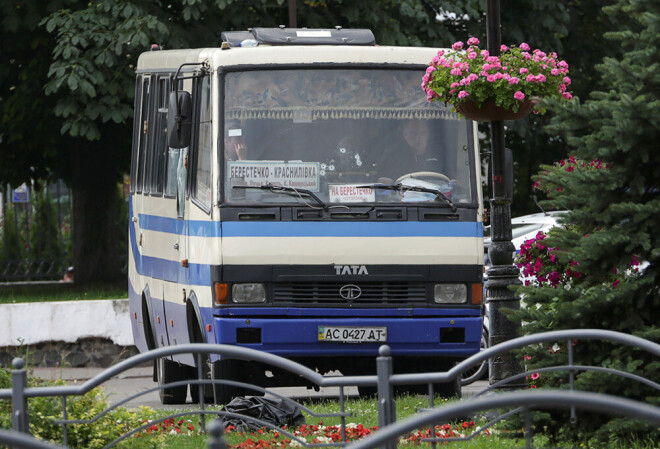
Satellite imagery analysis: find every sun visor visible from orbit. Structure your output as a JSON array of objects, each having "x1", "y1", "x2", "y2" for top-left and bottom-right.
[{"x1": 251, "y1": 27, "x2": 375, "y2": 46}]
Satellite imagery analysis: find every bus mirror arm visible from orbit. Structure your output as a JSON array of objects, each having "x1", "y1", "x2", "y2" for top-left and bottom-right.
[{"x1": 167, "y1": 91, "x2": 192, "y2": 149}]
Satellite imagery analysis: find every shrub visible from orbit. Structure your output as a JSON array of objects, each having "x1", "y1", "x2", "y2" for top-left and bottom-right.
[{"x1": 1, "y1": 365, "x2": 159, "y2": 448}]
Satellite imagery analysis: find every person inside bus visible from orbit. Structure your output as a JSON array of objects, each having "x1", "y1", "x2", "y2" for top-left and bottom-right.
[
  {"x1": 396, "y1": 119, "x2": 443, "y2": 175},
  {"x1": 224, "y1": 119, "x2": 248, "y2": 161}
]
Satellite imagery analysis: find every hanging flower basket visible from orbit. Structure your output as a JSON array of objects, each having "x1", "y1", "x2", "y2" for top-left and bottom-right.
[
  {"x1": 456, "y1": 99, "x2": 534, "y2": 121},
  {"x1": 421, "y1": 37, "x2": 573, "y2": 120}
]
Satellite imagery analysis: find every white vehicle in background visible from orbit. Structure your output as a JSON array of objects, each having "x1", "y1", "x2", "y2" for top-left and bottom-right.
[
  {"x1": 484, "y1": 210, "x2": 567, "y2": 266},
  {"x1": 461, "y1": 210, "x2": 566, "y2": 385}
]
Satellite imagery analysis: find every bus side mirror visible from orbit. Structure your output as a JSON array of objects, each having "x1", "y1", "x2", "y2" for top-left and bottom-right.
[{"x1": 168, "y1": 91, "x2": 192, "y2": 149}]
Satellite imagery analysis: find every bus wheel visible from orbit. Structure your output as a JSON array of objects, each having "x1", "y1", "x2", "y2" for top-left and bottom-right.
[
  {"x1": 157, "y1": 357, "x2": 188, "y2": 404},
  {"x1": 212, "y1": 359, "x2": 246, "y2": 404}
]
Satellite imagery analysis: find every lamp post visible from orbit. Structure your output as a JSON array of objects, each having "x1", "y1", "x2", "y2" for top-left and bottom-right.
[{"x1": 485, "y1": 0, "x2": 524, "y2": 386}]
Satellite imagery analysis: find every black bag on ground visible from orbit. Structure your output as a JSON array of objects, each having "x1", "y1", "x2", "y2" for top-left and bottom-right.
[{"x1": 222, "y1": 396, "x2": 306, "y2": 431}]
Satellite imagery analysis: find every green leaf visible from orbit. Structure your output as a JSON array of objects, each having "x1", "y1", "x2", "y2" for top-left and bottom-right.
[{"x1": 66, "y1": 75, "x2": 79, "y2": 91}]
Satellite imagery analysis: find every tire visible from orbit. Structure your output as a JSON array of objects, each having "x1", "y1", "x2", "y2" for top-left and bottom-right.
[
  {"x1": 212, "y1": 359, "x2": 246, "y2": 404},
  {"x1": 460, "y1": 328, "x2": 489, "y2": 386},
  {"x1": 157, "y1": 357, "x2": 188, "y2": 404}
]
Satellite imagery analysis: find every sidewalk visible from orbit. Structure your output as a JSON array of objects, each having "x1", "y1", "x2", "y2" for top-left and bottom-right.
[{"x1": 31, "y1": 366, "x2": 152, "y2": 382}]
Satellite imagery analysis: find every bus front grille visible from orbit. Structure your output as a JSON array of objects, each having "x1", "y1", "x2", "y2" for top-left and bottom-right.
[{"x1": 272, "y1": 282, "x2": 427, "y2": 306}]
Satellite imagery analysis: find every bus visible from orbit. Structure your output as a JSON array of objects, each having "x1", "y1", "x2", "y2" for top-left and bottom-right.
[{"x1": 128, "y1": 27, "x2": 484, "y2": 404}]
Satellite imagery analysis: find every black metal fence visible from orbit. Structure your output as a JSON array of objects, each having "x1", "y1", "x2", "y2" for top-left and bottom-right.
[
  {"x1": 0, "y1": 181, "x2": 72, "y2": 282},
  {"x1": 1, "y1": 329, "x2": 659, "y2": 449}
]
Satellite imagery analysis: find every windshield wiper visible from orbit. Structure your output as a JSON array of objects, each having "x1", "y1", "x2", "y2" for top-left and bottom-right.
[
  {"x1": 233, "y1": 183, "x2": 328, "y2": 210},
  {"x1": 355, "y1": 183, "x2": 457, "y2": 212}
]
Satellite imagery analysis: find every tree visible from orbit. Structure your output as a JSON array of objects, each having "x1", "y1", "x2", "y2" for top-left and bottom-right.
[
  {"x1": 516, "y1": 0, "x2": 659, "y2": 443},
  {"x1": 29, "y1": 183, "x2": 64, "y2": 277}
]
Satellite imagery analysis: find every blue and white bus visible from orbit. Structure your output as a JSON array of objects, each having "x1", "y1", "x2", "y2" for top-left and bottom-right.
[{"x1": 128, "y1": 28, "x2": 484, "y2": 404}]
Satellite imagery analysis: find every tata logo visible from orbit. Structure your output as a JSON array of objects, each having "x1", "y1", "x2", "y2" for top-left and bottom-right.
[
  {"x1": 339, "y1": 284, "x2": 362, "y2": 300},
  {"x1": 334, "y1": 265, "x2": 369, "y2": 275}
]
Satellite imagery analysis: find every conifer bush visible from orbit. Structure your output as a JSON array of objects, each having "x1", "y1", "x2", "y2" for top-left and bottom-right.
[{"x1": 515, "y1": 0, "x2": 659, "y2": 444}]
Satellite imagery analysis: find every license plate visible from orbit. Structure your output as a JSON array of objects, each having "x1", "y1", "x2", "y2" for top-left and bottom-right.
[{"x1": 318, "y1": 326, "x2": 387, "y2": 343}]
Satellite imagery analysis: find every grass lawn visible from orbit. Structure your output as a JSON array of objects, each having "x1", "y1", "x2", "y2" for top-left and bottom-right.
[
  {"x1": 108, "y1": 395, "x2": 657, "y2": 449},
  {"x1": 0, "y1": 281, "x2": 127, "y2": 304}
]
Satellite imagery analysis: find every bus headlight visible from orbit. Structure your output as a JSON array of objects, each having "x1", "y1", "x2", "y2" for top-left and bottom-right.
[
  {"x1": 232, "y1": 283, "x2": 266, "y2": 303},
  {"x1": 434, "y1": 284, "x2": 467, "y2": 304}
]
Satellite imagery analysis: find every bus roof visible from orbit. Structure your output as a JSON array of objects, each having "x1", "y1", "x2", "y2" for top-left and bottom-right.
[{"x1": 136, "y1": 43, "x2": 446, "y2": 72}]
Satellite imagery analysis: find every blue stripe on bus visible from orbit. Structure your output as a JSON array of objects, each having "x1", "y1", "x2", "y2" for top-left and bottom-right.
[
  {"x1": 130, "y1": 198, "x2": 482, "y2": 286},
  {"x1": 139, "y1": 213, "x2": 222, "y2": 237},
  {"x1": 138, "y1": 212, "x2": 483, "y2": 238},
  {"x1": 130, "y1": 201, "x2": 210, "y2": 286}
]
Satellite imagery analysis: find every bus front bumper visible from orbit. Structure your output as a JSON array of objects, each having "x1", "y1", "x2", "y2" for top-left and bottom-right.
[{"x1": 212, "y1": 316, "x2": 482, "y2": 357}]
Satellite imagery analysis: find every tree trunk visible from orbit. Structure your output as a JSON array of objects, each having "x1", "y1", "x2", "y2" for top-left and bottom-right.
[{"x1": 70, "y1": 137, "x2": 124, "y2": 284}]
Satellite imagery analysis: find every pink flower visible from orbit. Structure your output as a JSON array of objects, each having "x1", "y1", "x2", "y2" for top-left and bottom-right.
[
  {"x1": 458, "y1": 90, "x2": 469, "y2": 99},
  {"x1": 562, "y1": 92, "x2": 573, "y2": 100},
  {"x1": 531, "y1": 372, "x2": 540, "y2": 380},
  {"x1": 468, "y1": 52, "x2": 477, "y2": 59},
  {"x1": 437, "y1": 50, "x2": 445, "y2": 57},
  {"x1": 563, "y1": 76, "x2": 572, "y2": 85},
  {"x1": 480, "y1": 49, "x2": 489, "y2": 57},
  {"x1": 452, "y1": 41, "x2": 464, "y2": 50},
  {"x1": 536, "y1": 74, "x2": 546, "y2": 83},
  {"x1": 551, "y1": 69, "x2": 560, "y2": 76},
  {"x1": 613, "y1": 279, "x2": 620, "y2": 288},
  {"x1": 467, "y1": 37, "x2": 480, "y2": 46},
  {"x1": 450, "y1": 68, "x2": 462, "y2": 76},
  {"x1": 519, "y1": 68, "x2": 529, "y2": 75},
  {"x1": 500, "y1": 44, "x2": 509, "y2": 52},
  {"x1": 450, "y1": 82, "x2": 460, "y2": 88},
  {"x1": 520, "y1": 42, "x2": 530, "y2": 51},
  {"x1": 487, "y1": 74, "x2": 496, "y2": 82},
  {"x1": 468, "y1": 73, "x2": 478, "y2": 81},
  {"x1": 509, "y1": 77, "x2": 520, "y2": 85}
]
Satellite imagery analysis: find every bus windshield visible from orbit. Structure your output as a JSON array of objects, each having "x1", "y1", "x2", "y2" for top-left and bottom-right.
[{"x1": 223, "y1": 68, "x2": 474, "y2": 206}]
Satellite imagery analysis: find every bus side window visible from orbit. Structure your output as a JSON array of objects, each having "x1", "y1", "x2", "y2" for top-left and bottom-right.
[
  {"x1": 129, "y1": 75, "x2": 143, "y2": 193},
  {"x1": 176, "y1": 147, "x2": 188, "y2": 218},
  {"x1": 193, "y1": 76, "x2": 212, "y2": 212},
  {"x1": 134, "y1": 76, "x2": 151, "y2": 194},
  {"x1": 166, "y1": 148, "x2": 179, "y2": 196},
  {"x1": 152, "y1": 75, "x2": 171, "y2": 195}
]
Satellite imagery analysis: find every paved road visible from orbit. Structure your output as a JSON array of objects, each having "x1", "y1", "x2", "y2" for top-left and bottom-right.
[{"x1": 32, "y1": 367, "x2": 489, "y2": 409}]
